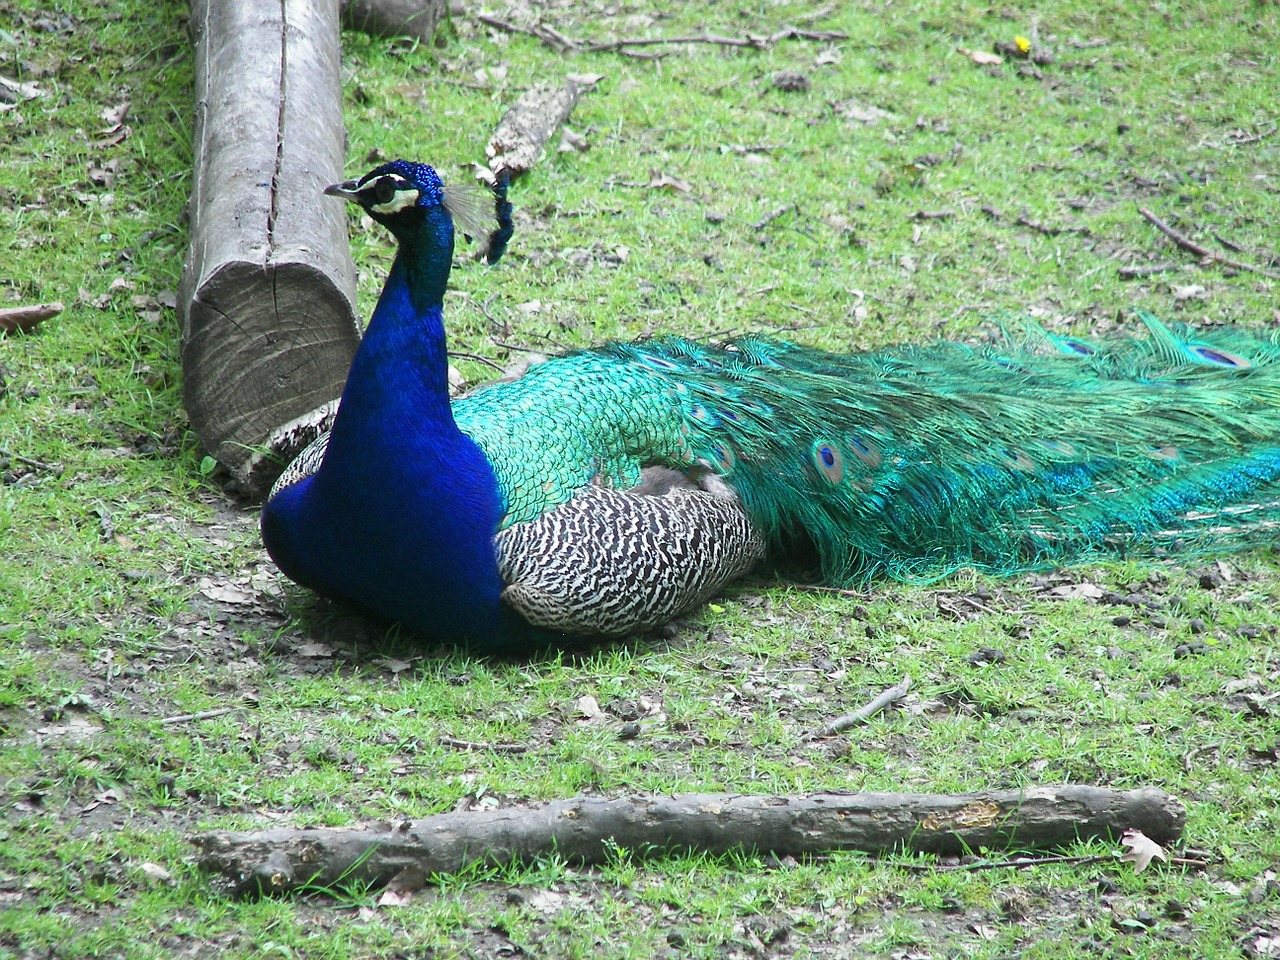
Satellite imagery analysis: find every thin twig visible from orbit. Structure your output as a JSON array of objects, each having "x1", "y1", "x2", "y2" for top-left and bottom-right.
[
  {"x1": 160, "y1": 706, "x2": 239, "y2": 725},
  {"x1": 472, "y1": 13, "x2": 573, "y2": 54},
  {"x1": 810, "y1": 676, "x2": 913, "y2": 739},
  {"x1": 892, "y1": 851, "x2": 1209, "y2": 873},
  {"x1": 582, "y1": 33, "x2": 767, "y2": 52},
  {"x1": 1118, "y1": 262, "x2": 1179, "y2": 279},
  {"x1": 1137, "y1": 207, "x2": 1280, "y2": 281},
  {"x1": 1221, "y1": 123, "x2": 1277, "y2": 147},
  {"x1": 894, "y1": 853, "x2": 1112, "y2": 872},
  {"x1": 1182, "y1": 741, "x2": 1222, "y2": 772},
  {"x1": 476, "y1": 14, "x2": 850, "y2": 56},
  {"x1": 752, "y1": 204, "x2": 793, "y2": 231},
  {"x1": 957, "y1": 595, "x2": 1003, "y2": 617},
  {"x1": 439, "y1": 736, "x2": 530, "y2": 754},
  {"x1": 0, "y1": 449, "x2": 63, "y2": 474},
  {"x1": 1014, "y1": 214, "x2": 1086, "y2": 236},
  {"x1": 778, "y1": 582, "x2": 869, "y2": 600},
  {"x1": 490, "y1": 339, "x2": 550, "y2": 355},
  {"x1": 449, "y1": 351, "x2": 506, "y2": 373},
  {"x1": 1213, "y1": 231, "x2": 1248, "y2": 254}
]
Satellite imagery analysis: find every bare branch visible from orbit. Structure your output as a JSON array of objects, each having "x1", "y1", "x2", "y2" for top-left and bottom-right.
[
  {"x1": 194, "y1": 785, "x2": 1186, "y2": 896},
  {"x1": 810, "y1": 676, "x2": 913, "y2": 738},
  {"x1": 1138, "y1": 207, "x2": 1280, "y2": 281}
]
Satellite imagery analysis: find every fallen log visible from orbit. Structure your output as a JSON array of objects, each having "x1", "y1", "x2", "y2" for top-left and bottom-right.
[
  {"x1": 341, "y1": 0, "x2": 445, "y2": 43},
  {"x1": 194, "y1": 785, "x2": 1185, "y2": 895},
  {"x1": 486, "y1": 81, "x2": 581, "y2": 177},
  {"x1": 181, "y1": 0, "x2": 360, "y2": 498}
]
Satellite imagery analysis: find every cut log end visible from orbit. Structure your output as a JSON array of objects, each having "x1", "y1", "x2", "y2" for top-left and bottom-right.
[{"x1": 182, "y1": 260, "x2": 356, "y2": 490}]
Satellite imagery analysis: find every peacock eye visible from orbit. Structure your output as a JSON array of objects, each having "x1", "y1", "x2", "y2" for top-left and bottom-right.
[{"x1": 372, "y1": 178, "x2": 396, "y2": 204}]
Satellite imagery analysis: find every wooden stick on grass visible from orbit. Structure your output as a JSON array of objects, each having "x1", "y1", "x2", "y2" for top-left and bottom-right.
[
  {"x1": 194, "y1": 785, "x2": 1186, "y2": 896},
  {"x1": 1138, "y1": 207, "x2": 1280, "y2": 281},
  {"x1": 809, "y1": 676, "x2": 913, "y2": 738}
]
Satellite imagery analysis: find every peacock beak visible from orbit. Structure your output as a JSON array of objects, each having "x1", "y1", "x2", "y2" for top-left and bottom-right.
[{"x1": 323, "y1": 180, "x2": 362, "y2": 199}]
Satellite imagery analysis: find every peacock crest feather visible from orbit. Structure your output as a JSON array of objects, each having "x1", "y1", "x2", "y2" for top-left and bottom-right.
[{"x1": 262, "y1": 158, "x2": 1280, "y2": 651}]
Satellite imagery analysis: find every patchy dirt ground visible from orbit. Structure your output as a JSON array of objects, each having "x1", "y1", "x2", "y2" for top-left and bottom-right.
[{"x1": 6, "y1": 486, "x2": 1279, "y2": 957}]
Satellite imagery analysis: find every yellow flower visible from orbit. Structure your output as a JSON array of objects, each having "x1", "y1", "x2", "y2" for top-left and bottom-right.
[{"x1": 1015, "y1": 35, "x2": 1031, "y2": 54}]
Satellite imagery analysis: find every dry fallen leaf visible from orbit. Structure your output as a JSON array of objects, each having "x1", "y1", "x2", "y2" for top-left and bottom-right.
[
  {"x1": 473, "y1": 65, "x2": 507, "y2": 85},
  {"x1": 1048, "y1": 582, "x2": 1105, "y2": 600},
  {"x1": 576, "y1": 694, "x2": 605, "y2": 721},
  {"x1": 567, "y1": 72, "x2": 605, "y2": 86},
  {"x1": 957, "y1": 46, "x2": 1004, "y2": 66},
  {"x1": 137, "y1": 862, "x2": 174, "y2": 885},
  {"x1": 1119, "y1": 829, "x2": 1167, "y2": 874},
  {"x1": 1251, "y1": 933, "x2": 1280, "y2": 959},
  {"x1": 647, "y1": 170, "x2": 692, "y2": 193},
  {"x1": 99, "y1": 100, "x2": 130, "y2": 128},
  {"x1": 197, "y1": 578, "x2": 257, "y2": 605},
  {"x1": 296, "y1": 641, "x2": 335, "y2": 658},
  {"x1": 558, "y1": 126, "x2": 589, "y2": 153},
  {"x1": 528, "y1": 889, "x2": 568, "y2": 915},
  {"x1": 0, "y1": 75, "x2": 43, "y2": 100},
  {"x1": 836, "y1": 99, "x2": 897, "y2": 124},
  {"x1": 377, "y1": 865, "x2": 425, "y2": 907},
  {"x1": 377, "y1": 887, "x2": 413, "y2": 908},
  {"x1": 447, "y1": 364, "x2": 465, "y2": 396}
]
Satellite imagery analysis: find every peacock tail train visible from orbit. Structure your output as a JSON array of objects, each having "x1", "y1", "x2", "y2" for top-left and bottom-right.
[
  {"x1": 460, "y1": 314, "x2": 1280, "y2": 583},
  {"x1": 261, "y1": 159, "x2": 1280, "y2": 651}
]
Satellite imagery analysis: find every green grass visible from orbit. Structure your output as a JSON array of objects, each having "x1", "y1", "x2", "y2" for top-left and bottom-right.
[{"x1": 2, "y1": 0, "x2": 1280, "y2": 956}]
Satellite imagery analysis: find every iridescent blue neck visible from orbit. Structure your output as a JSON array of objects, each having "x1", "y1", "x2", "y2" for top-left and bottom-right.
[{"x1": 262, "y1": 205, "x2": 515, "y2": 647}]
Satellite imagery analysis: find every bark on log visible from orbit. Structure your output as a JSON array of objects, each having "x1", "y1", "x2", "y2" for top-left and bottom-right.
[
  {"x1": 341, "y1": 0, "x2": 445, "y2": 43},
  {"x1": 194, "y1": 785, "x2": 1185, "y2": 895},
  {"x1": 181, "y1": 0, "x2": 359, "y2": 498},
  {"x1": 486, "y1": 82, "x2": 581, "y2": 176}
]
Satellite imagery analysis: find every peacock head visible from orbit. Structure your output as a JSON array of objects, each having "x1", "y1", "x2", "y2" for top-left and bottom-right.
[{"x1": 325, "y1": 159, "x2": 512, "y2": 264}]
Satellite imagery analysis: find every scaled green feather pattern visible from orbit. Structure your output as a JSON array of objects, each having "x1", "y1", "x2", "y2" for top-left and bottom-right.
[{"x1": 456, "y1": 313, "x2": 1280, "y2": 584}]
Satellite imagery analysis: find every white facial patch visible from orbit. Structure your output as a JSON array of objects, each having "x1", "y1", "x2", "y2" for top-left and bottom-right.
[{"x1": 369, "y1": 188, "x2": 421, "y2": 215}]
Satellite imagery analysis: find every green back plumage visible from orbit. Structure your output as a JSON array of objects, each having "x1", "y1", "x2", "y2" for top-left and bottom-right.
[{"x1": 456, "y1": 313, "x2": 1280, "y2": 585}]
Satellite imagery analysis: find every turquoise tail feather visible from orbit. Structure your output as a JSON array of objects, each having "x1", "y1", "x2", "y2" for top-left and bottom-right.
[{"x1": 457, "y1": 321, "x2": 1280, "y2": 586}]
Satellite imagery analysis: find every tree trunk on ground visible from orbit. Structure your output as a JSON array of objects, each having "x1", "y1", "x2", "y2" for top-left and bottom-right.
[
  {"x1": 181, "y1": 0, "x2": 359, "y2": 498},
  {"x1": 341, "y1": 0, "x2": 445, "y2": 43},
  {"x1": 194, "y1": 785, "x2": 1185, "y2": 896}
]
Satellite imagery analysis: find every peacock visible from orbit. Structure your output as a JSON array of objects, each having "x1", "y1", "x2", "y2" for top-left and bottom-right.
[{"x1": 260, "y1": 159, "x2": 1280, "y2": 652}]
